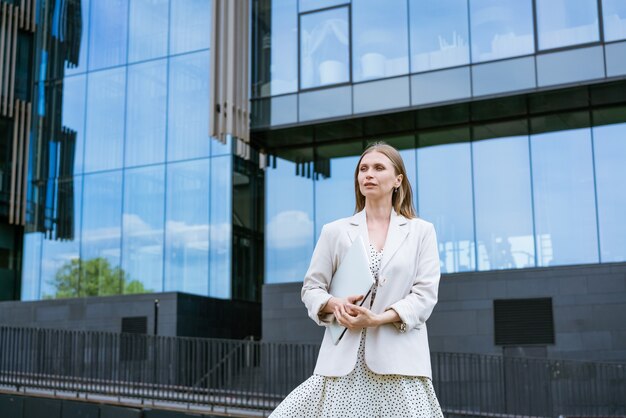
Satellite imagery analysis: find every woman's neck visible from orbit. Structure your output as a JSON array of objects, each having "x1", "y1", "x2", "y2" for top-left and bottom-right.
[{"x1": 364, "y1": 199, "x2": 392, "y2": 223}]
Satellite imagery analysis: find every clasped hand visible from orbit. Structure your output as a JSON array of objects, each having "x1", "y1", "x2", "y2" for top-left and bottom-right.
[{"x1": 331, "y1": 295, "x2": 380, "y2": 330}]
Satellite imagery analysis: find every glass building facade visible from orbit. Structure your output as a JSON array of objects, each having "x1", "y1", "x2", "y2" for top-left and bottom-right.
[
  {"x1": 21, "y1": 0, "x2": 236, "y2": 301},
  {"x1": 252, "y1": 0, "x2": 626, "y2": 284}
]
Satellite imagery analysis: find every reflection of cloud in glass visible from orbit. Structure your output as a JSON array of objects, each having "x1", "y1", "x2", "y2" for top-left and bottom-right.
[{"x1": 267, "y1": 210, "x2": 314, "y2": 249}]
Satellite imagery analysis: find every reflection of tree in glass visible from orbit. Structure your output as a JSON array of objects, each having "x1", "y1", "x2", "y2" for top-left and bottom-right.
[{"x1": 45, "y1": 258, "x2": 150, "y2": 299}]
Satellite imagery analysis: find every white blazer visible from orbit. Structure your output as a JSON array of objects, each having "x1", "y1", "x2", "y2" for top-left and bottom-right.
[{"x1": 301, "y1": 209, "x2": 440, "y2": 378}]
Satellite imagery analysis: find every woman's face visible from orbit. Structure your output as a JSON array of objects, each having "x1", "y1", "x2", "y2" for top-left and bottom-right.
[{"x1": 357, "y1": 151, "x2": 402, "y2": 202}]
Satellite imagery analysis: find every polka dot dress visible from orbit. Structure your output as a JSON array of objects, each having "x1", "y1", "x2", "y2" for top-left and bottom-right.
[{"x1": 270, "y1": 245, "x2": 444, "y2": 418}]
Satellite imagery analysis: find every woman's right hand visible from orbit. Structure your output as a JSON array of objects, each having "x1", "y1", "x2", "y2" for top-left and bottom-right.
[{"x1": 322, "y1": 295, "x2": 364, "y2": 316}]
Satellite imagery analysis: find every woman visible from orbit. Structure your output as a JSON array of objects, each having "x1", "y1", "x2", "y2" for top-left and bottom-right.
[{"x1": 271, "y1": 142, "x2": 443, "y2": 417}]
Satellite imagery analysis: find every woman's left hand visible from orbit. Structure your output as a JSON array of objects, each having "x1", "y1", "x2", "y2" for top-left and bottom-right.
[{"x1": 334, "y1": 303, "x2": 380, "y2": 330}]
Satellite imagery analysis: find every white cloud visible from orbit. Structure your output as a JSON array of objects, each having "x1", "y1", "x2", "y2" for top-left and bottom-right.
[{"x1": 267, "y1": 210, "x2": 314, "y2": 249}]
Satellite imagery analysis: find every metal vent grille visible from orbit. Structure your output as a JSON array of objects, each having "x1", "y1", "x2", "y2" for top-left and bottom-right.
[
  {"x1": 494, "y1": 298, "x2": 554, "y2": 346},
  {"x1": 121, "y1": 316, "x2": 147, "y2": 334}
]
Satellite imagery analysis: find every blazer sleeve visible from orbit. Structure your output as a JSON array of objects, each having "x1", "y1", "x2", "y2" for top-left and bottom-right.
[
  {"x1": 301, "y1": 224, "x2": 335, "y2": 326},
  {"x1": 388, "y1": 222, "x2": 441, "y2": 332}
]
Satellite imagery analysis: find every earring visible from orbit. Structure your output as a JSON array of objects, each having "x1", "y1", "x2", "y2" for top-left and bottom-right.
[{"x1": 394, "y1": 187, "x2": 399, "y2": 193}]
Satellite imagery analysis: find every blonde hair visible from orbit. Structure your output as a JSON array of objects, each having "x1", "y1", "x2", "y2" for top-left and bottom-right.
[{"x1": 353, "y1": 142, "x2": 417, "y2": 219}]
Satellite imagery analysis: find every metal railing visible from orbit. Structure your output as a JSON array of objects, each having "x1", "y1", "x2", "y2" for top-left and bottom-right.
[{"x1": 0, "y1": 325, "x2": 624, "y2": 416}]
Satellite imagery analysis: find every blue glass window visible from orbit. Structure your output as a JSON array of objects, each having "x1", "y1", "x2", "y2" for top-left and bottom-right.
[
  {"x1": 603, "y1": 0, "x2": 626, "y2": 41},
  {"x1": 300, "y1": 7, "x2": 350, "y2": 89},
  {"x1": 409, "y1": 0, "x2": 470, "y2": 73},
  {"x1": 265, "y1": 157, "x2": 315, "y2": 284},
  {"x1": 40, "y1": 177, "x2": 83, "y2": 299},
  {"x1": 209, "y1": 156, "x2": 232, "y2": 299},
  {"x1": 352, "y1": 0, "x2": 409, "y2": 82},
  {"x1": 62, "y1": 75, "x2": 86, "y2": 174},
  {"x1": 125, "y1": 60, "x2": 167, "y2": 167},
  {"x1": 593, "y1": 123, "x2": 626, "y2": 262},
  {"x1": 268, "y1": 0, "x2": 298, "y2": 95},
  {"x1": 21, "y1": 233, "x2": 44, "y2": 301},
  {"x1": 88, "y1": 0, "x2": 129, "y2": 70},
  {"x1": 417, "y1": 140, "x2": 475, "y2": 273},
  {"x1": 536, "y1": 0, "x2": 599, "y2": 50},
  {"x1": 469, "y1": 0, "x2": 534, "y2": 63},
  {"x1": 170, "y1": 0, "x2": 211, "y2": 54},
  {"x1": 122, "y1": 166, "x2": 165, "y2": 294},
  {"x1": 81, "y1": 171, "x2": 124, "y2": 296},
  {"x1": 164, "y1": 159, "x2": 210, "y2": 295},
  {"x1": 531, "y1": 128, "x2": 599, "y2": 266},
  {"x1": 84, "y1": 68, "x2": 126, "y2": 173},
  {"x1": 300, "y1": 0, "x2": 349, "y2": 13},
  {"x1": 473, "y1": 136, "x2": 535, "y2": 270},
  {"x1": 168, "y1": 51, "x2": 211, "y2": 161},
  {"x1": 65, "y1": 0, "x2": 90, "y2": 75},
  {"x1": 128, "y1": 0, "x2": 169, "y2": 62}
]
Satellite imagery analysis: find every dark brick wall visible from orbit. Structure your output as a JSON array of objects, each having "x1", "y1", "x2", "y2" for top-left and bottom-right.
[{"x1": 262, "y1": 262, "x2": 626, "y2": 362}]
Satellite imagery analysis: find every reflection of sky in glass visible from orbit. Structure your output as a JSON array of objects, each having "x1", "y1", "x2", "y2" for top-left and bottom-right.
[
  {"x1": 170, "y1": 0, "x2": 211, "y2": 54},
  {"x1": 81, "y1": 171, "x2": 123, "y2": 293},
  {"x1": 410, "y1": 0, "x2": 470, "y2": 73},
  {"x1": 268, "y1": 0, "x2": 298, "y2": 95},
  {"x1": 300, "y1": 7, "x2": 350, "y2": 89},
  {"x1": 84, "y1": 68, "x2": 125, "y2": 172},
  {"x1": 418, "y1": 142, "x2": 475, "y2": 273},
  {"x1": 352, "y1": 0, "x2": 408, "y2": 82},
  {"x1": 168, "y1": 51, "x2": 210, "y2": 161},
  {"x1": 128, "y1": 0, "x2": 169, "y2": 62},
  {"x1": 88, "y1": 0, "x2": 128, "y2": 70},
  {"x1": 593, "y1": 123, "x2": 626, "y2": 262},
  {"x1": 266, "y1": 158, "x2": 314, "y2": 283},
  {"x1": 62, "y1": 75, "x2": 86, "y2": 174},
  {"x1": 603, "y1": 0, "x2": 626, "y2": 41},
  {"x1": 409, "y1": 0, "x2": 469, "y2": 72},
  {"x1": 21, "y1": 233, "x2": 44, "y2": 301},
  {"x1": 164, "y1": 159, "x2": 210, "y2": 295},
  {"x1": 210, "y1": 156, "x2": 232, "y2": 299},
  {"x1": 300, "y1": 0, "x2": 349, "y2": 13},
  {"x1": 536, "y1": 0, "x2": 599, "y2": 50},
  {"x1": 470, "y1": 0, "x2": 534, "y2": 63},
  {"x1": 125, "y1": 60, "x2": 167, "y2": 167},
  {"x1": 473, "y1": 137, "x2": 535, "y2": 270},
  {"x1": 40, "y1": 177, "x2": 83, "y2": 299},
  {"x1": 531, "y1": 129, "x2": 598, "y2": 266},
  {"x1": 65, "y1": 0, "x2": 90, "y2": 75},
  {"x1": 122, "y1": 166, "x2": 165, "y2": 293},
  {"x1": 315, "y1": 155, "x2": 359, "y2": 237}
]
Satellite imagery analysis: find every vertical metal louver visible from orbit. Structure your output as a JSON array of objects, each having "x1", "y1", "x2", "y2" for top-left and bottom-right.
[
  {"x1": 494, "y1": 298, "x2": 555, "y2": 346},
  {"x1": 209, "y1": 0, "x2": 251, "y2": 159}
]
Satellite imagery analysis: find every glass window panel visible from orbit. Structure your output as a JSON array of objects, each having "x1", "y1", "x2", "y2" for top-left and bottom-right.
[
  {"x1": 472, "y1": 56, "x2": 536, "y2": 96},
  {"x1": 411, "y1": 67, "x2": 471, "y2": 106},
  {"x1": 164, "y1": 159, "x2": 210, "y2": 295},
  {"x1": 65, "y1": 0, "x2": 90, "y2": 75},
  {"x1": 300, "y1": 0, "x2": 349, "y2": 13},
  {"x1": 353, "y1": 0, "x2": 408, "y2": 82},
  {"x1": 353, "y1": 76, "x2": 410, "y2": 114},
  {"x1": 536, "y1": 0, "x2": 599, "y2": 50},
  {"x1": 300, "y1": 7, "x2": 350, "y2": 89},
  {"x1": 81, "y1": 171, "x2": 124, "y2": 296},
  {"x1": 84, "y1": 68, "x2": 126, "y2": 173},
  {"x1": 125, "y1": 60, "x2": 167, "y2": 167},
  {"x1": 531, "y1": 128, "x2": 599, "y2": 266},
  {"x1": 272, "y1": 94, "x2": 298, "y2": 126},
  {"x1": 170, "y1": 0, "x2": 211, "y2": 54},
  {"x1": 88, "y1": 0, "x2": 129, "y2": 70},
  {"x1": 62, "y1": 75, "x2": 86, "y2": 174},
  {"x1": 473, "y1": 136, "x2": 535, "y2": 270},
  {"x1": 270, "y1": 0, "x2": 298, "y2": 95},
  {"x1": 21, "y1": 233, "x2": 43, "y2": 301},
  {"x1": 265, "y1": 156, "x2": 315, "y2": 284},
  {"x1": 128, "y1": 0, "x2": 168, "y2": 62},
  {"x1": 606, "y1": 41, "x2": 626, "y2": 77},
  {"x1": 602, "y1": 0, "x2": 626, "y2": 42},
  {"x1": 211, "y1": 134, "x2": 232, "y2": 157},
  {"x1": 209, "y1": 156, "x2": 232, "y2": 299},
  {"x1": 418, "y1": 142, "x2": 475, "y2": 273},
  {"x1": 122, "y1": 166, "x2": 165, "y2": 294},
  {"x1": 168, "y1": 51, "x2": 211, "y2": 161},
  {"x1": 593, "y1": 123, "x2": 626, "y2": 262},
  {"x1": 409, "y1": 0, "x2": 470, "y2": 72},
  {"x1": 536, "y1": 46, "x2": 604, "y2": 87},
  {"x1": 470, "y1": 0, "x2": 534, "y2": 63},
  {"x1": 40, "y1": 177, "x2": 83, "y2": 299},
  {"x1": 299, "y1": 85, "x2": 352, "y2": 121}
]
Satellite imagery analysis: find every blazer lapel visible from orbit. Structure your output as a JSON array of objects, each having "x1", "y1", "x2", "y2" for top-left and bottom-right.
[
  {"x1": 347, "y1": 209, "x2": 367, "y2": 244},
  {"x1": 380, "y1": 210, "x2": 409, "y2": 271}
]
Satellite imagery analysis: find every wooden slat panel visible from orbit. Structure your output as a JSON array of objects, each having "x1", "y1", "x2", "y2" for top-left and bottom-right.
[
  {"x1": 9, "y1": 99, "x2": 20, "y2": 224},
  {"x1": 0, "y1": 3, "x2": 8, "y2": 116},
  {"x1": 9, "y1": 7, "x2": 18, "y2": 118},
  {"x1": 2, "y1": 4, "x2": 13, "y2": 116},
  {"x1": 21, "y1": 101, "x2": 31, "y2": 224}
]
